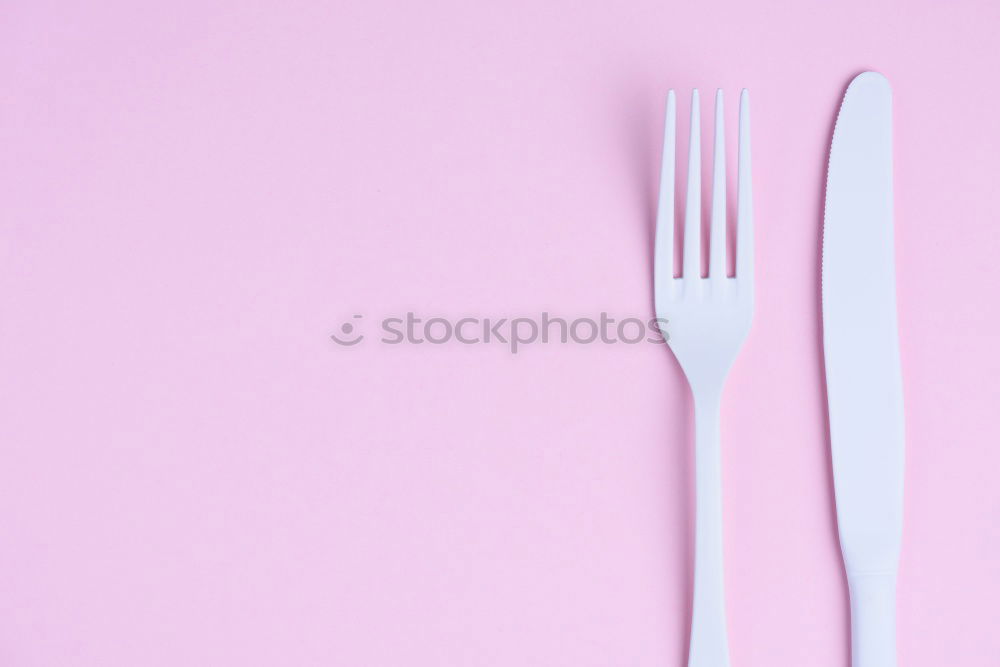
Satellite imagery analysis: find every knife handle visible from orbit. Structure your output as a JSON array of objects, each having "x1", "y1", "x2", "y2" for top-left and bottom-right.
[{"x1": 848, "y1": 572, "x2": 897, "y2": 667}]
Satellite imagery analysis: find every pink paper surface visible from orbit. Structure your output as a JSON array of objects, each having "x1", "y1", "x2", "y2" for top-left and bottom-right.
[{"x1": 1, "y1": 1, "x2": 998, "y2": 665}]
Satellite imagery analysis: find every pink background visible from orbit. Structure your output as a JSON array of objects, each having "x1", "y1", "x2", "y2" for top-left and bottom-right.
[{"x1": 1, "y1": 1, "x2": 998, "y2": 665}]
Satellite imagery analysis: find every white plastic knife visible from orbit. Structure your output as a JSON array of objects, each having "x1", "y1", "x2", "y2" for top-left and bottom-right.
[{"x1": 822, "y1": 71, "x2": 905, "y2": 667}]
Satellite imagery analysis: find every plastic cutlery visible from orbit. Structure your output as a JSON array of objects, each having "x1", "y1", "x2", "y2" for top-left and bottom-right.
[
  {"x1": 654, "y1": 88, "x2": 754, "y2": 667},
  {"x1": 823, "y1": 71, "x2": 905, "y2": 667}
]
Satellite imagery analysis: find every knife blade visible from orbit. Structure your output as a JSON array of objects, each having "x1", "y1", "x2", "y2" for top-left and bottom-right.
[{"x1": 822, "y1": 71, "x2": 904, "y2": 667}]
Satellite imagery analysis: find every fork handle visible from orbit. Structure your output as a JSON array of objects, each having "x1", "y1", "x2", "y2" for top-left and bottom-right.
[
  {"x1": 688, "y1": 390, "x2": 730, "y2": 667},
  {"x1": 848, "y1": 572, "x2": 897, "y2": 667}
]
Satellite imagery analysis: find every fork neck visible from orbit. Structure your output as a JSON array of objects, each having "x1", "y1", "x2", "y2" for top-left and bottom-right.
[
  {"x1": 690, "y1": 384, "x2": 724, "y2": 415},
  {"x1": 692, "y1": 388, "x2": 722, "y2": 444}
]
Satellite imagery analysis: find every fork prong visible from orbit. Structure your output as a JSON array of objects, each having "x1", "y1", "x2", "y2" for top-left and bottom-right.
[
  {"x1": 683, "y1": 89, "x2": 701, "y2": 279},
  {"x1": 654, "y1": 90, "x2": 677, "y2": 285},
  {"x1": 710, "y1": 89, "x2": 726, "y2": 280},
  {"x1": 736, "y1": 89, "x2": 753, "y2": 280}
]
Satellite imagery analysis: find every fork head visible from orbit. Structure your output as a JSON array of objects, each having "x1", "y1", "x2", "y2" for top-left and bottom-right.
[{"x1": 654, "y1": 89, "x2": 754, "y2": 389}]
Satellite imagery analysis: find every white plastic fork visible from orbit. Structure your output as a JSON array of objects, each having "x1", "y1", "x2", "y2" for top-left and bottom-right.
[{"x1": 654, "y1": 89, "x2": 753, "y2": 667}]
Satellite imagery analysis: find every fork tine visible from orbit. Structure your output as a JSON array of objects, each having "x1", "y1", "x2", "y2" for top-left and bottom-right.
[
  {"x1": 683, "y1": 89, "x2": 701, "y2": 279},
  {"x1": 709, "y1": 90, "x2": 726, "y2": 280},
  {"x1": 654, "y1": 90, "x2": 676, "y2": 285},
  {"x1": 736, "y1": 89, "x2": 753, "y2": 280}
]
